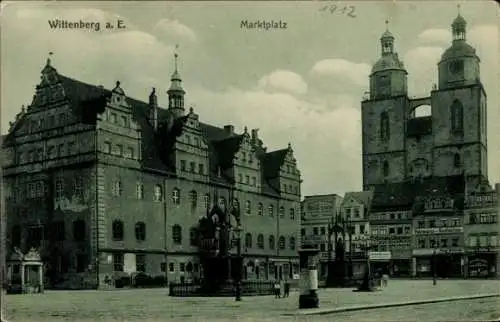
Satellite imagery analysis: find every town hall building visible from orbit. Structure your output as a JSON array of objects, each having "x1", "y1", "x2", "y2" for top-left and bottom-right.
[{"x1": 2, "y1": 53, "x2": 302, "y2": 289}]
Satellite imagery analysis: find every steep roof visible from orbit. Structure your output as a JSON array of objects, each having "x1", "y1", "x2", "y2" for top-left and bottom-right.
[
  {"x1": 4, "y1": 69, "x2": 293, "y2": 196},
  {"x1": 343, "y1": 191, "x2": 373, "y2": 211}
]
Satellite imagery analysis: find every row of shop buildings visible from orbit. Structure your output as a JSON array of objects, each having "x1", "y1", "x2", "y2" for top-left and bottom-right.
[{"x1": 300, "y1": 181, "x2": 500, "y2": 279}]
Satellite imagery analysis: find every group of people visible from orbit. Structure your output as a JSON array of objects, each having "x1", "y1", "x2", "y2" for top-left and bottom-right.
[{"x1": 273, "y1": 280, "x2": 291, "y2": 298}]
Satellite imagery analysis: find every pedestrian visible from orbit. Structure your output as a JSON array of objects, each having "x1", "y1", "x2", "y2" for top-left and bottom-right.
[
  {"x1": 274, "y1": 280, "x2": 281, "y2": 298},
  {"x1": 382, "y1": 273, "x2": 389, "y2": 287},
  {"x1": 284, "y1": 279, "x2": 290, "y2": 297}
]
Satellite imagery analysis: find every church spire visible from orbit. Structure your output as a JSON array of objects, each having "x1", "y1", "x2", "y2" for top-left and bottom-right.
[
  {"x1": 167, "y1": 44, "x2": 186, "y2": 118},
  {"x1": 452, "y1": 5, "x2": 467, "y2": 42},
  {"x1": 380, "y1": 20, "x2": 395, "y2": 55}
]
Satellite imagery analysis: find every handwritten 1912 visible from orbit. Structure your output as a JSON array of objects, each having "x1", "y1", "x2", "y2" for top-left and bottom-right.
[{"x1": 318, "y1": 2, "x2": 356, "y2": 18}]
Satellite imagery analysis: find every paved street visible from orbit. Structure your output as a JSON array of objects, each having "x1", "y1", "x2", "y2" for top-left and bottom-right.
[{"x1": 3, "y1": 280, "x2": 500, "y2": 321}]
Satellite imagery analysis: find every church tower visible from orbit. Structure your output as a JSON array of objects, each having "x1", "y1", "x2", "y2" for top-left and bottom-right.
[
  {"x1": 431, "y1": 10, "x2": 487, "y2": 186},
  {"x1": 362, "y1": 21, "x2": 409, "y2": 189},
  {"x1": 167, "y1": 50, "x2": 186, "y2": 119}
]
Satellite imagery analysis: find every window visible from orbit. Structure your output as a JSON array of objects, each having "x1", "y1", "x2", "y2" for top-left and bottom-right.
[
  {"x1": 320, "y1": 227, "x2": 326, "y2": 235},
  {"x1": 279, "y1": 207, "x2": 285, "y2": 219},
  {"x1": 161, "y1": 262, "x2": 166, "y2": 272},
  {"x1": 257, "y1": 203, "x2": 263, "y2": 216},
  {"x1": 245, "y1": 175, "x2": 250, "y2": 184},
  {"x1": 112, "y1": 220, "x2": 124, "y2": 241},
  {"x1": 389, "y1": 227, "x2": 395, "y2": 234},
  {"x1": 289, "y1": 237, "x2": 296, "y2": 250},
  {"x1": 112, "y1": 180, "x2": 122, "y2": 197},
  {"x1": 136, "y1": 254, "x2": 146, "y2": 272},
  {"x1": 245, "y1": 233, "x2": 252, "y2": 249},
  {"x1": 103, "y1": 142, "x2": 111, "y2": 154},
  {"x1": 397, "y1": 227, "x2": 403, "y2": 235},
  {"x1": 428, "y1": 220, "x2": 436, "y2": 228},
  {"x1": 268, "y1": 205, "x2": 274, "y2": 217},
  {"x1": 218, "y1": 196, "x2": 226, "y2": 210},
  {"x1": 121, "y1": 116, "x2": 128, "y2": 127},
  {"x1": 238, "y1": 174, "x2": 243, "y2": 183},
  {"x1": 252, "y1": 177, "x2": 256, "y2": 186},
  {"x1": 242, "y1": 152, "x2": 246, "y2": 162},
  {"x1": 135, "y1": 222, "x2": 146, "y2": 241},
  {"x1": 320, "y1": 244, "x2": 326, "y2": 252},
  {"x1": 154, "y1": 185, "x2": 163, "y2": 202},
  {"x1": 313, "y1": 227, "x2": 319, "y2": 235},
  {"x1": 190, "y1": 162, "x2": 195, "y2": 173},
  {"x1": 440, "y1": 239, "x2": 448, "y2": 248},
  {"x1": 204, "y1": 194, "x2": 210, "y2": 209},
  {"x1": 451, "y1": 100, "x2": 463, "y2": 132},
  {"x1": 136, "y1": 183, "x2": 144, "y2": 199},
  {"x1": 172, "y1": 225, "x2": 182, "y2": 245},
  {"x1": 269, "y1": 235, "x2": 275, "y2": 250},
  {"x1": 76, "y1": 254, "x2": 87, "y2": 273},
  {"x1": 111, "y1": 113, "x2": 117, "y2": 123},
  {"x1": 198, "y1": 164, "x2": 204, "y2": 175},
  {"x1": 189, "y1": 190, "x2": 197, "y2": 208},
  {"x1": 453, "y1": 153, "x2": 461, "y2": 168},
  {"x1": 257, "y1": 234, "x2": 264, "y2": 249},
  {"x1": 180, "y1": 263, "x2": 185, "y2": 272},
  {"x1": 113, "y1": 253, "x2": 124, "y2": 272},
  {"x1": 418, "y1": 221, "x2": 425, "y2": 229},
  {"x1": 380, "y1": 111, "x2": 390, "y2": 141},
  {"x1": 73, "y1": 177, "x2": 83, "y2": 199},
  {"x1": 360, "y1": 225, "x2": 366, "y2": 234},
  {"x1": 190, "y1": 227, "x2": 198, "y2": 246},
  {"x1": 430, "y1": 239, "x2": 437, "y2": 248},
  {"x1": 440, "y1": 219, "x2": 448, "y2": 227},
  {"x1": 300, "y1": 228, "x2": 306, "y2": 236},
  {"x1": 383, "y1": 161, "x2": 389, "y2": 177},
  {"x1": 55, "y1": 177, "x2": 64, "y2": 201},
  {"x1": 180, "y1": 160, "x2": 186, "y2": 171},
  {"x1": 245, "y1": 200, "x2": 251, "y2": 214},
  {"x1": 353, "y1": 208, "x2": 360, "y2": 218},
  {"x1": 278, "y1": 236, "x2": 286, "y2": 250},
  {"x1": 452, "y1": 238, "x2": 459, "y2": 247},
  {"x1": 390, "y1": 213, "x2": 395, "y2": 220},
  {"x1": 290, "y1": 208, "x2": 295, "y2": 220},
  {"x1": 169, "y1": 263, "x2": 175, "y2": 272},
  {"x1": 127, "y1": 147, "x2": 134, "y2": 159},
  {"x1": 52, "y1": 221, "x2": 65, "y2": 241},
  {"x1": 452, "y1": 218, "x2": 461, "y2": 227},
  {"x1": 404, "y1": 226, "x2": 410, "y2": 234},
  {"x1": 73, "y1": 220, "x2": 86, "y2": 242}
]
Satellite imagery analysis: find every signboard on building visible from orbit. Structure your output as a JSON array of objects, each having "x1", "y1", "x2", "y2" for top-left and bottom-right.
[
  {"x1": 368, "y1": 251, "x2": 391, "y2": 261},
  {"x1": 415, "y1": 227, "x2": 463, "y2": 235},
  {"x1": 302, "y1": 235, "x2": 325, "y2": 245},
  {"x1": 412, "y1": 248, "x2": 465, "y2": 256}
]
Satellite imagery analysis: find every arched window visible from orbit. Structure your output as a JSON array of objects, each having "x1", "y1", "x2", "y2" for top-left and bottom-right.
[
  {"x1": 451, "y1": 100, "x2": 464, "y2": 131},
  {"x1": 189, "y1": 227, "x2": 198, "y2": 246},
  {"x1": 154, "y1": 184, "x2": 163, "y2": 202},
  {"x1": 453, "y1": 153, "x2": 461, "y2": 168},
  {"x1": 383, "y1": 161, "x2": 389, "y2": 177},
  {"x1": 290, "y1": 208, "x2": 295, "y2": 220},
  {"x1": 135, "y1": 221, "x2": 146, "y2": 241},
  {"x1": 172, "y1": 188, "x2": 180, "y2": 204},
  {"x1": 269, "y1": 235, "x2": 275, "y2": 250},
  {"x1": 189, "y1": 190, "x2": 197, "y2": 208},
  {"x1": 113, "y1": 180, "x2": 122, "y2": 197},
  {"x1": 232, "y1": 198, "x2": 239, "y2": 210},
  {"x1": 279, "y1": 206, "x2": 285, "y2": 219},
  {"x1": 204, "y1": 193, "x2": 210, "y2": 209},
  {"x1": 268, "y1": 205, "x2": 274, "y2": 217},
  {"x1": 112, "y1": 220, "x2": 124, "y2": 241},
  {"x1": 380, "y1": 111, "x2": 390, "y2": 141},
  {"x1": 172, "y1": 225, "x2": 182, "y2": 244},
  {"x1": 257, "y1": 203, "x2": 263, "y2": 216},
  {"x1": 257, "y1": 234, "x2": 264, "y2": 249},
  {"x1": 245, "y1": 233, "x2": 252, "y2": 249},
  {"x1": 278, "y1": 236, "x2": 286, "y2": 250},
  {"x1": 289, "y1": 237, "x2": 296, "y2": 250}
]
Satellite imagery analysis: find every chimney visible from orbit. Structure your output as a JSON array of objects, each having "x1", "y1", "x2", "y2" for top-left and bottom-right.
[
  {"x1": 251, "y1": 129, "x2": 259, "y2": 144},
  {"x1": 224, "y1": 125, "x2": 234, "y2": 135},
  {"x1": 149, "y1": 88, "x2": 158, "y2": 131},
  {"x1": 495, "y1": 183, "x2": 500, "y2": 194}
]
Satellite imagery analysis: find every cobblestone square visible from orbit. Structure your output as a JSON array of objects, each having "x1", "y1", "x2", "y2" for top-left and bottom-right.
[{"x1": 3, "y1": 280, "x2": 500, "y2": 321}]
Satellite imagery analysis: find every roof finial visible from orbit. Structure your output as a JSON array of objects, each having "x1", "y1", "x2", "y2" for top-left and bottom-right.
[
  {"x1": 116, "y1": 81, "x2": 121, "y2": 87},
  {"x1": 244, "y1": 126, "x2": 248, "y2": 133},
  {"x1": 457, "y1": 3, "x2": 461, "y2": 15},
  {"x1": 385, "y1": 19, "x2": 389, "y2": 31},
  {"x1": 174, "y1": 43, "x2": 179, "y2": 72},
  {"x1": 47, "y1": 51, "x2": 54, "y2": 66}
]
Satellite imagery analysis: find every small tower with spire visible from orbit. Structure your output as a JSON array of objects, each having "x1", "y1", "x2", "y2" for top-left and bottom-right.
[
  {"x1": 167, "y1": 45, "x2": 186, "y2": 119},
  {"x1": 452, "y1": 4, "x2": 467, "y2": 42},
  {"x1": 149, "y1": 87, "x2": 158, "y2": 131},
  {"x1": 381, "y1": 20, "x2": 395, "y2": 55}
]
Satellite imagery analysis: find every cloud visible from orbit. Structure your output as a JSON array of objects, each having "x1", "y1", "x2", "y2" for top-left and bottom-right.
[
  {"x1": 417, "y1": 29, "x2": 451, "y2": 45},
  {"x1": 403, "y1": 46, "x2": 444, "y2": 96},
  {"x1": 310, "y1": 59, "x2": 371, "y2": 87},
  {"x1": 153, "y1": 18, "x2": 197, "y2": 44},
  {"x1": 257, "y1": 70, "x2": 308, "y2": 95}
]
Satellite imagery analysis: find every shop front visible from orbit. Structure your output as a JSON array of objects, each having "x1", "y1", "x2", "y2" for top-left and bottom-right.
[
  {"x1": 390, "y1": 249, "x2": 412, "y2": 277},
  {"x1": 413, "y1": 248, "x2": 464, "y2": 278},
  {"x1": 368, "y1": 251, "x2": 391, "y2": 275},
  {"x1": 466, "y1": 249, "x2": 498, "y2": 278}
]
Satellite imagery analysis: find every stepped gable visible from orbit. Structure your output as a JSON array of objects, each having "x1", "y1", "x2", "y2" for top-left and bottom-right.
[
  {"x1": 344, "y1": 191, "x2": 374, "y2": 213},
  {"x1": 9, "y1": 71, "x2": 289, "y2": 194}
]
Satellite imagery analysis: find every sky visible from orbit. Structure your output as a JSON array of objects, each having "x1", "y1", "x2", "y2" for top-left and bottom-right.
[{"x1": 1, "y1": 1, "x2": 499, "y2": 197}]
